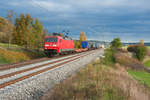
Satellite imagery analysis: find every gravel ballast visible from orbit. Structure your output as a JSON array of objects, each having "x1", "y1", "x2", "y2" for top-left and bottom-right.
[{"x1": 0, "y1": 49, "x2": 104, "y2": 100}]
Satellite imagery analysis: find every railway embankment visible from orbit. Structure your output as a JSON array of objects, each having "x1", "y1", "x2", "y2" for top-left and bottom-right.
[
  {"x1": 41, "y1": 48, "x2": 150, "y2": 100},
  {"x1": 0, "y1": 49, "x2": 104, "y2": 100}
]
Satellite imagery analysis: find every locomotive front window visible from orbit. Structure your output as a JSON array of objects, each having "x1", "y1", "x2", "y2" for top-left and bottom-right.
[{"x1": 45, "y1": 38, "x2": 57, "y2": 42}]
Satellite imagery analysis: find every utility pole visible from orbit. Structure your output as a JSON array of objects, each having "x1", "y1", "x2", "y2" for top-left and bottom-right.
[
  {"x1": 102, "y1": 25, "x2": 105, "y2": 45},
  {"x1": 56, "y1": 26, "x2": 59, "y2": 33}
]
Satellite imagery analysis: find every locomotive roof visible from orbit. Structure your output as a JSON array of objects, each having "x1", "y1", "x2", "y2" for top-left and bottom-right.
[{"x1": 45, "y1": 36, "x2": 73, "y2": 40}]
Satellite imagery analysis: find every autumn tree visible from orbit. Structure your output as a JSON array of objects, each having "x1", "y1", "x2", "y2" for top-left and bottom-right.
[
  {"x1": 24, "y1": 14, "x2": 33, "y2": 49},
  {"x1": 0, "y1": 17, "x2": 8, "y2": 42},
  {"x1": 14, "y1": 14, "x2": 26, "y2": 45},
  {"x1": 0, "y1": 16, "x2": 14, "y2": 44},
  {"x1": 14, "y1": 14, "x2": 33, "y2": 48},
  {"x1": 80, "y1": 32, "x2": 87, "y2": 41},
  {"x1": 140, "y1": 40, "x2": 144, "y2": 46},
  {"x1": 7, "y1": 10, "x2": 14, "y2": 49},
  {"x1": 14, "y1": 13, "x2": 45, "y2": 49},
  {"x1": 32, "y1": 19, "x2": 45, "y2": 49}
]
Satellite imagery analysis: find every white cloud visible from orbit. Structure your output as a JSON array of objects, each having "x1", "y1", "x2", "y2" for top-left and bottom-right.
[
  {"x1": 7, "y1": 0, "x2": 150, "y2": 13},
  {"x1": 4, "y1": 0, "x2": 150, "y2": 42},
  {"x1": 31, "y1": 0, "x2": 72, "y2": 12},
  {"x1": 27, "y1": 0, "x2": 150, "y2": 14}
]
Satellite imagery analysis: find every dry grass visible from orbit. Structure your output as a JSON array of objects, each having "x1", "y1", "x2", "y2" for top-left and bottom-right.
[
  {"x1": 114, "y1": 64, "x2": 150, "y2": 100},
  {"x1": 41, "y1": 61, "x2": 129, "y2": 100},
  {"x1": 0, "y1": 48, "x2": 30, "y2": 64},
  {"x1": 115, "y1": 53, "x2": 145, "y2": 69},
  {"x1": 41, "y1": 58, "x2": 150, "y2": 100}
]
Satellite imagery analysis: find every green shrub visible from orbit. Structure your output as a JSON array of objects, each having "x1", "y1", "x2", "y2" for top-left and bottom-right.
[
  {"x1": 74, "y1": 40, "x2": 81, "y2": 48},
  {"x1": 111, "y1": 38, "x2": 122, "y2": 49},
  {"x1": 135, "y1": 46, "x2": 147, "y2": 61},
  {"x1": 127, "y1": 45, "x2": 147, "y2": 61},
  {"x1": 104, "y1": 48, "x2": 116, "y2": 65}
]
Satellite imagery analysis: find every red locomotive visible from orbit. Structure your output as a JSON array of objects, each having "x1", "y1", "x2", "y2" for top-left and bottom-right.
[{"x1": 44, "y1": 33, "x2": 74, "y2": 56}]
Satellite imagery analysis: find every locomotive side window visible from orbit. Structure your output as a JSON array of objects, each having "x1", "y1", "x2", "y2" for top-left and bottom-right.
[
  {"x1": 59, "y1": 40, "x2": 61, "y2": 43},
  {"x1": 45, "y1": 38, "x2": 57, "y2": 42}
]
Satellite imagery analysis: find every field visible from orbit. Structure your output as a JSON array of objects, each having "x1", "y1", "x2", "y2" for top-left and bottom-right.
[
  {"x1": 147, "y1": 46, "x2": 150, "y2": 50},
  {"x1": 122, "y1": 46, "x2": 128, "y2": 49},
  {"x1": 144, "y1": 60, "x2": 150, "y2": 68},
  {"x1": 128, "y1": 70, "x2": 150, "y2": 87}
]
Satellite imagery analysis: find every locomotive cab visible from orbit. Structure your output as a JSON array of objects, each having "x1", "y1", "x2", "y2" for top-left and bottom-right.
[
  {"x1": 44, "y1": 36, "x2": 61, "y2": 56},
  {"x1": 44, "y1": 35, "x2": 74, "y2": 56}
]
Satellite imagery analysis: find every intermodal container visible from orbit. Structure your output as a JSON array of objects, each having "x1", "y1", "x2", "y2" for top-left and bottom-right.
[{"x1": 81, "y1": 41, "x2": 88, "y2": 48}]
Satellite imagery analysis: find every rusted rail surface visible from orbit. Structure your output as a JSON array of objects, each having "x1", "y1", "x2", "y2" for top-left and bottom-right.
[
  {"x1": 0, "y1": 50, "x2": 95, "y2": 89},
  {"x1": 0, "y1": 54, "x2": 82, "y2": 79},
  {"x1": 0, "y1": 52, "x2": 79, "y2": 71},
  {"x1": 0, "y1": 57, "x2": 49, "y2": 71}
]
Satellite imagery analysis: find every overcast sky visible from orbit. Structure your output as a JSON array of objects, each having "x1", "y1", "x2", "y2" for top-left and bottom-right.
[{"x1": 0, "y1": 0, "x2": 150, "y2": 42}]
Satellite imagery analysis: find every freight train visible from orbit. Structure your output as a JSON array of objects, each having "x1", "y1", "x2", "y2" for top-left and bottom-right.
[
  {"x1": 81, "y1": 41, "x2": 100, "y2": 50},
  {"x1": 44, "y1": 33, "x2": 100, "y2": 56}
]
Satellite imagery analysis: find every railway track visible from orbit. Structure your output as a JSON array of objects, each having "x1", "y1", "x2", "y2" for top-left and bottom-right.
[
  {"x1": 0, "y1": 50, "x2": 96, "y2": 89},
  {"x1": 0, "y1": 57, "x2": 49, "y2": 71},
  {"x1": 0, "y1": 52, "x2": 81, "y2": 71}
]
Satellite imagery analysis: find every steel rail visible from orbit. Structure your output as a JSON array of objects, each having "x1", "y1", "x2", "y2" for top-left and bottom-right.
[
  {"x1": 0, "y1": 52, "x2": 87, "y2": 79},
  {"x1": 0, "y1": 50, "x2": 95, "y2": 89}
]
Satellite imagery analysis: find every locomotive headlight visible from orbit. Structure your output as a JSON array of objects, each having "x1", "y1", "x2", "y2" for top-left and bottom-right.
[
  {"x1": 53, "y1": 44, "x2": 57, "y2": 47},
  {"x1": 45, "y1": 44, "x2": 49, "y2": 47}
]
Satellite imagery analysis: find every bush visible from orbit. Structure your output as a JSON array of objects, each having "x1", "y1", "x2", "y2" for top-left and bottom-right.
[
  {"x1": 104, "y1": 48, "x2": 116, "y2": 65},
  {"x1": 135, "y1": 46, "x2": 147, "y2": 61},
  {"x1": 111, "y1": 38, "x2": 122, "y2": 49},
  {"x1": 74, "y1": 40, "x2": 81, "y2": 48},
  {"x1": 127, "y1": 45, "x2": 147, "y2": 61},
  {"x1": 127, "y1": 45, "x2": 138, "y2": 53},
  {"x1": 114, "y1": 53, "x2": 144, "y2": 70}
]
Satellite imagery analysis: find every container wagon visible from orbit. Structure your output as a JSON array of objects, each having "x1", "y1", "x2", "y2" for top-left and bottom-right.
[{"x1": 81, "y1": 41, "x2": 88, "y2": 48}]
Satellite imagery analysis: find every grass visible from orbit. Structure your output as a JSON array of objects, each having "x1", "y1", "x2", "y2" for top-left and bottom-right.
[
  {"x1": 144, "y1": 60, "x2": 150, "y2": 68},
  {"x1": 0, "y1": 43, "x2": 21, "y2": 49},
  {"x1": 0, "y1": 43, "x2": 46, "y2": 65},
  {"x1": 0, "y1": 56, "x2": 9, "y2": 65},
  {"x1": 103, "y1": 48, "x2": 116, "y2": 65},
  {"x1": 122, "y1": 46, "x2": 128, "y2": 49},
  {"x1": 128, "y1": 70, "x2": 150, "y2": 87},
  {"x1": 147, "y1": 46, "x2": 150, "y2": 50},
  {"x1": 0, "y1": 48, "x2": 30, "y2": 64},
  {"x1": 0, "y1": 42, "x2": 25, "y2": 53},
  {"x1": 44, "y1": 61, "x2": 128, "y2": 100}
]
